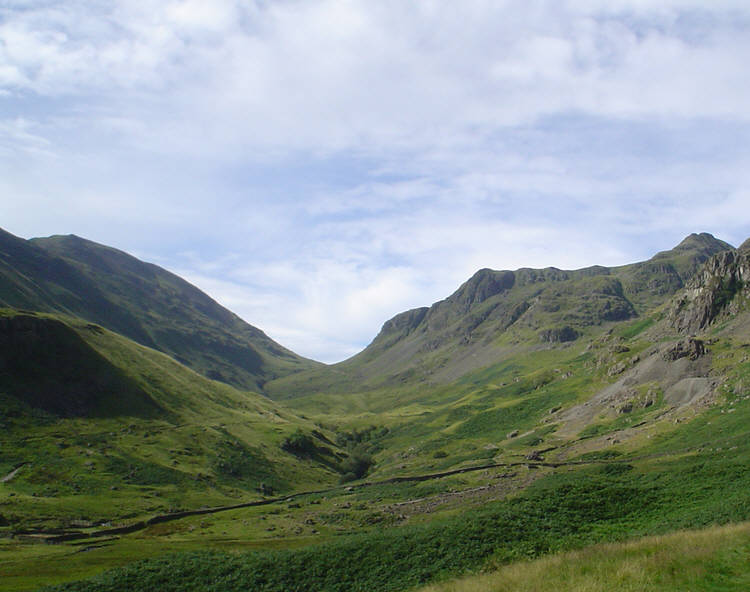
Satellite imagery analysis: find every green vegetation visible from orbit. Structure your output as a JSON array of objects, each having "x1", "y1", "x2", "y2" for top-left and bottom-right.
[
  {"x1": 38, "y1": 442, "x2": 750, "y2": 591},
  {"x1": 2, "y1": 230, "x2": 750, "y2": 592},
  {"x1": 0, "y1": 229, "x2": 317, "y2": 392},
  {"x1": 0, "y1": 309, "x2": 343, "y2": 534},
  {"x1": 265, "y1": 232, "x2": 732, "y2": 401},
  {"x1": 713, "y1": 276, "x2": 744, "y2": 315},
  {"x1": 418, "y1": 521, "x2": 750, "y2": 592},
  {"x1": 616, "y1": 316, "x2": 655, "y2": 339}
]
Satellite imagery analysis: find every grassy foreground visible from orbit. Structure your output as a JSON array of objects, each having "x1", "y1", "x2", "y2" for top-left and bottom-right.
[{"x1": 418, "y1": 521, "x2": 750, "y2": 592}]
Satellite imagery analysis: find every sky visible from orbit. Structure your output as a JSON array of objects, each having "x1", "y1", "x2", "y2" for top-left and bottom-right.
[{"x1": 2, "y1": 1, "x2": 750, "y2": 363}]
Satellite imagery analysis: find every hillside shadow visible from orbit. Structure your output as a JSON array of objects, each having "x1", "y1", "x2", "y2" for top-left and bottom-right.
[{"x1": 0, "y1": 313, "x2": 165, "y2": 419}]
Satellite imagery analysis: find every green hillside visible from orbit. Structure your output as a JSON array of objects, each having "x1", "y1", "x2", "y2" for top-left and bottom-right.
[
  {"x1": 0, "y1": 229, "x2": 317, "y2": 392},
  {"x1": 264, "y1": 232, "x2": 731, "y2": 400},
  {"x1": 0, "y1": 309, "x2": 348, "y2": 539},
  {"x1": 2, "y1": 232, "x2": 750, "y2": 592}
]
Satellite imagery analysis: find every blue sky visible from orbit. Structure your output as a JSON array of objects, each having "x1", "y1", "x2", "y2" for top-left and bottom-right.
[{"x1": 2, "y1": 1, "x2": 750, "y2": 362}]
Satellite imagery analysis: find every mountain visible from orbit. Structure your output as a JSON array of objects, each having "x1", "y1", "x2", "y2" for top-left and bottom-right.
[
  {"x1": 668, "y1": 239, "x2": 750, "y2": 334},
  {"x1": 0, "y1": 228, "x2": 317, "y2": 391},
  {"x1": 0, "y1": 308, "x2": 347, "y2": 533},
  {"x1": 0, "y1": 311, "x2": 163, "y2": 418},
  {"x1": 4, "y1": 230, "x2": 750, "y2": 592},
  {"x1": 265, "y1": 232, "x2": 732, "y2": 399}
]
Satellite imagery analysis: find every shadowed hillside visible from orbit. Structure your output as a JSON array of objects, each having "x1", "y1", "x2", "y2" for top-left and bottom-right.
[
  {"x1": 0, "y1": 308, "x2": 349, "y2": 537},
  {"x1": 0, "y1": 311, "x2": 162, "y2": 418},
  {"x1": 0, "y1": 228, "x2": 318, "y2": 391}
]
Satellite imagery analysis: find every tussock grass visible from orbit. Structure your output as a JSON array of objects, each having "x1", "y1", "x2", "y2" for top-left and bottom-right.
[{"x1": 417, "y1": 521, "x2": 750, "y2": 592}]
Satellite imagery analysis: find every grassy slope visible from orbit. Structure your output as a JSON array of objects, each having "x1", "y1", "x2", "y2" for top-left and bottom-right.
[
  {"x1": 32, "y1": 409, "x2": 750, "y2": 591},
  {"x1": 0, "y1": 228, "x2": 317, "y2": 391},
  {"x1": 2, "y1": 300, "x2": 748, "y2": 591},
  {"x1": 1, "y1": 235, "x2": 747, "y2": 591},
  {"x1": 417, "y1": 521, "x2": 750, "y2": 592},
  {"x1": 0, "y1": 309, "x2": 344, "y2": 535}
]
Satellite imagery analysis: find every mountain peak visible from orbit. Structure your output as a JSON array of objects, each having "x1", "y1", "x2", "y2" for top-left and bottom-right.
[
  {"x1": 450, "y1": 268, "x2": 516, "y2": 310},
  {"x1": 673, "y1": 232, "x2": 733, "y2": 253},
  {"x1": 648, "y1": 233, "x2": 733, "y2": 276},
  {"x1": 0, "y1": 227, "x2": 316, "y2": 391}
]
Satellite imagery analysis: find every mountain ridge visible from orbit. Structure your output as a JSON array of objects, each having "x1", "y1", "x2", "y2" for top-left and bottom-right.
[
  {"x1": 370, "y1": 231, "x2": 732, "y2": 353},
  {"x1": 0, "y1": 228, "x2": 318, "y2": 392},
  {"x1": 265, "y1": 232, "x2": 733, "y2": 399},
  {"x1": 4, "y1": 229, "x2": 750, "y2": 592}
]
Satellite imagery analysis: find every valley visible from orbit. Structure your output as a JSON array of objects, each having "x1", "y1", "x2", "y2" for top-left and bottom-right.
[{"x1": 1, "y1": 229, "x2": 749, "y2": 591}]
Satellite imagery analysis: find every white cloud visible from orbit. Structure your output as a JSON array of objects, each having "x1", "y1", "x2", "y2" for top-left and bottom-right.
[
  {"x1": 1, "y1": 1, "x2": 750, "y2": 361},
  {"x1": 4, "y1": 1, "x2": 750, "y2": 155},
  {"x1": 0, "y1": 117, "x2": 53, "y2": 156}
]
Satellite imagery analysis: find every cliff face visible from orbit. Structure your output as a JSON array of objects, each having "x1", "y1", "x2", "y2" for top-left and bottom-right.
[{"x1": 670, "y1": 245, "x2": 750, "y2": 335}]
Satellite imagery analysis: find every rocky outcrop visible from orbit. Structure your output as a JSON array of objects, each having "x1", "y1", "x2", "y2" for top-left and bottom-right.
[
  {"x1": 539, "y1": 326, "x2": 580, "y2": 343},
  {"x1": 669, "y1": 246, "x2": 749, "y2": 334},
  {"x1": 452, "y1": 269, "x2": 516, "y2": 310},
  {"x1": 378, "y1": 308, "x2": 429, "y2": 339},
  {"x1": 662, "y1": 338, "x2": 706, "y2": 361}
]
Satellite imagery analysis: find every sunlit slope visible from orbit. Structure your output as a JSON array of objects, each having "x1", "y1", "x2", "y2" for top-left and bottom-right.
[
  {"x1": 35, "y1": 410, "x2": 750, "y2": 592},
  {"x1": 265, "y1": 232, "x2": 731, "y2": 400},
  {"x1": 417, "y1": 522, "x2": 750, "y2": 592},
  {"x1": 263, "y1": 237, "x2": 749, "y2": 485},
  {"x1": 4, "y1": 239, "x2": 750, "y2": 592},
  {"x1": 28, "y1": 327, "x2": 750, "y2": 591},
  {"x1": 0, "y1": 228, "x2": 318, "y2": 392},
  {"x1": 0, "y1": 309, "x2": 343, "y2": 531}
]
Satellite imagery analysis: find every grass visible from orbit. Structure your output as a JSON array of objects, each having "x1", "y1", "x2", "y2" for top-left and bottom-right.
[
  {"x1": 417, "y1": 521, "x2": 750, "y2": 592},
  {"x1": 28, "y1": 436, "x2": 750, "y2": 592},
  {"x1": 1, "y1": 230, "x2": 317, "y2": 393},
  {"x1": 616, "y1": 316, "x2": 656, "y2": 340},
  {"x1": 265, "y1": 233, "x2": 732, "y2": 403},
  {"x1": 0, "y1": 233, "x2": 747, "y2": 592},
  {"x1": 0, "y1": 310, "x2": 344, "y2": 533}
]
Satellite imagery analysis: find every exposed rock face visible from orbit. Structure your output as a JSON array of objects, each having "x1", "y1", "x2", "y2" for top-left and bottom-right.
[
  {"x1": 662, "y1": 338, "x2": 706, "y2": 361},
  {"x1": 422, "y1": 269, "x2": 516, "y2": 333},
  {"x1": 556, "y1": 338, "x2": 716, "y2": 440},
  {"x1": 607, "y1": 361, "x2": 628, "y2": 376},
  {"x1": 281, "y1": 232, "x2": 734, "y2": 398},
  {"x1": 623, "y1": 262, "x2": 683, "y2": 297},
  {"x1": 453, "y1": 268, "x2": 516, "y2": 310},
  {"x1": 539, "y1": 326, "x2": 580, "y2": 343},
  {"x1": 670, "y1": 247, "x2": 750, "y2": 334},
  {"x1": 378, "y1": 308, "x2": 429, "y2": 339}
]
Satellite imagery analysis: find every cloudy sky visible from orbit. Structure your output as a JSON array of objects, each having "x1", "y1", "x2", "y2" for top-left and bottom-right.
[{"x1": 2, "y1": 1, "x2": 750, "y2": 362}]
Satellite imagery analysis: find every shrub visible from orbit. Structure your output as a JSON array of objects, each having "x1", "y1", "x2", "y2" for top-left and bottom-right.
[
  {"x1": 281, "y1": 430, "x2": 317, "y2": 458},
  {"x1": 339, "y1": 448, "x2": 374, "y2": 481}
]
